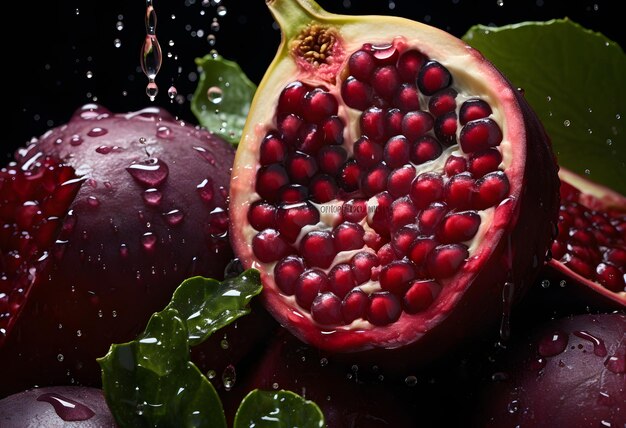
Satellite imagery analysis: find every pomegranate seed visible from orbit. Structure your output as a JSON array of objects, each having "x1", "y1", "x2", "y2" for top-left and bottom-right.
[
  {"x1": 309, "y1": 174, "x2": 338, "y2": 203},
  {"x1": 410, "y1": 172, "x2": 444, "y2": 210},
  {"x1": 317, "y1": 145, "x2": 347, "y2": 176},
  {"x1": 403, "y1": 280, "x2": 439, "y2": 313},
  {"x1": 387, "y1": 165, "x2": 416, "y2": 198},
  {"x1": 371, "y1": 66, "x2": 400, "y2": 101},
  {"x1": 362, "y1": 165, "x2": 391, "y2": 197},
  {"x1": 402, "y1": 111, "x2": 434, "y2": 141},
  {"x1": 377, "y1": 243, "x2": 395, "y2": 265},
  {"x1": 338, "y1": 160, "x2": 361, "y2": 192},
  {"x1": 445, "y1": 172, "x2": 475, "y2": 210},
  {"x1": 295, "y1": 268, "x2": 329, "y2": 309},
  {"x1": 605, "y1": 248, "x2": 626, "y2": 266},
  {"x1": 434, "y1": 111, "x2": 458, "y2": 146},
  {"x1": 285, "y1": 152, "x2": 318, "y2": 185},
  {"x1": 277, "y1": 81, "x2": 309, "y2": 116},
  {"x1": 468, "y1": 148, "x2": 502, "y2": 178},
  {"x1": 350, "y1": 251, "x2": 379, "y2": 284},
  {"x1": 353, "y1": 136, "x2": 383, "y2": 169},
  {"x1": 369, "y1": 43, "x2": 399, "y2": 65},
  {"x1": 385, "y1": 108, "x2": 404, "y2": 136},
  {"x1": 459, "y1": 98, "x2": 492, "y2": 125},
  {"x1": 567, "y1": 244, "x2": 600, "y2": 264},
  {"x1": 333, "y1": 222, "x2": 365, "y2": 252},
  {"x1": 551, "y1": 240, "x2": 566, "y2": 260},
  {"x1": 298, "y1": 123, "x2": 324, "y2": 154},
  {"x1": 596, "y1": 263, "x2": 625, "y2": 292},
  {"x1": 380, "y1": 260, "x2": 416, "y2": 295},
  {"x1": 391, "y1": 224, "x2": 421, "y2": 257},
  {"x1": 342, "y1": 199, "x2": 368, "y2": 223},
  {"x1": 367, "y1": 292, "x2": 401, "y2": 326},
  {"x1": 428, "y1": 88, "x2": 457, "y2": 117},
  {"x1": 384, "y1": 135, "x2": 411, "y2": 168},
  {"x1": 437, "y1": 211, "x2": 481, "y2": 243},
  {"x1": 394, "y1": 83, "x2": 421, "y2": 111},
  {"x1": 417, "y1": 60, "x2": 452, "y2": 95},
  {"x1": 407, "y1": 236, "x2": 438, "y2": 266},
  {"x1": 342, "y1": 76, "x2": 373, "y2": 111},
  {"x1": 397, "y1": 49, "x2": 425, "y2": 82},
  {"x1": 277, "y1": 113, "x2": 304, "y2": 146},
  {"x1": 248, "y1": 200, "x2": 277, "y2": 231},
  {"x1": 311, "y1": 292, "x2": 344, "y2": 325},
  {"x1": 348, "y1": 49, "x2": 376, "y2": 81},
  {"x1": 279, "y1": 184, "x2": 308, "y2": 203},
  {"x1": 256, "y1": 164, "x2": 289, "y2": 202},
  {"x1": 328, "y1": 264, "x2": 357, "y2": 298},
  {"x1": 427, "y1": 243, "x2": 469, "y2": 279},
  {"x1": 410, "y1": 135, "x2": 442, "y2": 165},
  {"x1": 369, "y1": 192, "x2": 394, "y2": 236},
  {"x1": 459, "y1": 118, "x2": 503, "y2": 153},
  {"x1": 252, "y1": 229, "x2": 293, "y2": 263},
  {"x1": 321, "y1": 116, "x2": 345, "y2": 145},
  {"x1": 564, "y1": 255, "x2": 595, "y2": 279},
  {"x1": 389, "y1": 196, "x2": 418, "y2": 229},
  {"x1": 259, "y1": 133, "x2": 287, "y2": 165},
  {"x1": 444, "y1": 155, "x2": 467, "y2": 177},
  {"x1": 418, "y1": 202, "x2": 448, "y2": 234},
  {"x1": 303, "y1": 88, "x2": 339, "y2": 124},
  {"x1": 300, "y1": 230, "x2": 336, "y2": 268},
  {"x1": 274, "y1": 255, "x2": 305, "y2": 295},
  {"x1": 568, "y1": 228, "x2": 596, "y2": 246},
  {"x1": 363, "y1": 230, "x2": 382, "y2": 252},
  {"x1": 360, "y1": 107, "x2": 386, "y2": 142},
  {"x1": 342, "y1": 289, "x2": 370, "y2": 323},
  {"x1": 277, "y1": 202, "x2": 320, "y2": 242},
  {"x1": 474, "y1": 171, "x2": 510, "y2": 210}
]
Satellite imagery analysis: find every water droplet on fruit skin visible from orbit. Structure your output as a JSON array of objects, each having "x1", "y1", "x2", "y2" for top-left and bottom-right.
[
  {"x1": 69, "y1": 135, "x2": 84, "y2": 146},
  {"x1": 141, "y1": 232, "x2": 157, "y2": 251},
  {"x1": 126, "y1": 158, "x2": 169, "y2": 187},
  {"x1": 143, "y1": 188, "x2": 163, "y2": 206},
  {"x1": 87, "y1": 127, "x2": 108, "y2": 137},
  {"x1": 163, "y1": 209, "x2": 184, "y2": 225},
  {"x1": 37, "y1": 392, "x2": 96, "y2": 422},
  {"x1": 197, "y1": 178, "x2": 215, "y2": 203},
  {"x1": 538, "y1": 331, "x2": 568, "y2": 357},
  {"x1": 95, "y1": 145, "x2": 112, "y2": 154},
  {"x1": 573, "y1": 330, "x2": 607, "y2": 357},
  {"x1": 156, "y1": 125, "x2": 171, "y2": 138},
  {"x1": 87, "y1": 196, "x2": 100, "y2": 207},
  {"x1": 193, "y1": 146, "x2": 217, "y2": 165}
]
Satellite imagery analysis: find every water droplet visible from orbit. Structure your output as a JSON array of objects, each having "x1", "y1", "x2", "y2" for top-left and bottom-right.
[
  {"x1": 156, "y1": 125, "x2": 171, "y2": 138},
  {"x1": 210, "y1": 18, "x2": 220, "y2": 32},
  {"x1": 616, "y1": 113, "x2": 622, "y2": 120},
  {"x1": 168, "y1": 39, "x2": 175, "y2": 47},
  {"x1": 574, "y1": 330, "x2": 607, "y2": 357},
  {"x1": 116, "y1": 21, "x2": 124, "y2": 31},
  {"x1": 206, "y1": 86, "x2": 223, "y2": 104},
  {"x1": 500, "y1": 282, "x2": 514, "y2": 341},
  {"x1": 112, "y1": 310, "x2": 118, "y2": 318},
  {"x1": 220, "y1": 339, "x2": 229, "y2": 349},
  {"x1": 563, "y1": 119, "x2": 571, "y2": 127},
  {"x1": 95, "y1": 145, "x2": 112, "y2": 154},
  {"x1": 126, "y1": 158, "x2": 169, "y2": 187},
  {"x1": 141, "y1": 232, "x2": 157, "y2": 251},
  {"x1": 584, "y1": 168, "x2": 591, "y2": 175},
  {"x1": 222, "y1": 364, "x2": 236, "y2": 391},
  {"x1": 87, "y1": 127, "x2": 108, "y2": 137},
  {"x1": 559, "y1": 279, "x2": 567, "y2": 287},
  {"x1": 167, "y1": 85, "x2": 178, "y2": 99},
  {"x1": 196, "y1": 178, "x2": 215, "y2": 203},
  {"x1": 143, "y1": 188, "x2": 163, "y2": 206},
  {"x1": 146, "y1": 80, "x2": 159, "y2": 102},
  {"x1": 57, "y1": 353, "x2": 64, "y2": 362},
  {"x1": 538, "y1": 331, "x2": 568, "y2": 357},
  {"x1": 207, "y1": 34, "x2": 216, "y2": 46},
  {"x1": 216, "y1": 5, "x2": 227, "y2": 16},
  {"x1": 163, "y1": 209, "x2": 184, "y2": 226},
  {"x1": 37, "y1": 392, "x2": 95, "y2": 422},
  {"x1": 119, "y1": 244, "x2": 129, "y2": 259},
  {"x1": 496, "y1": 0, "x2": 504, "y2": 6},
  {"x1": 113, "y1": 39, "x2": 122, "y2": 48},
  {"x1": 272, "y1": 382, "x2": 279, "y2": 390},
  {"x1": 507, "y1": 399, "x2": 520, "y2": 414},
  {"x1": 69, "y1": 135, "x2": 84, "y2": 146},
  {"x1": 86, "y1": 71, "x2": 94, "y2": 79},
  {"x1": 75, "y1": 8, "x2": 80, "y2": 15},
  {"x1": 76, "y1": 329, "x2": 82, "y2": 337},
  {"x1": 540, "y1": 279, "x2": 550, "y2": 288},
  {"x1": 206, "y1": 369, "x2": 216, "y2": 379},
  {"x1": 404, "y1": 375, "x2": 418, "y2": 386},
  {"x1": 87, "y1": 196, "x2": 100, "y2": 208}
]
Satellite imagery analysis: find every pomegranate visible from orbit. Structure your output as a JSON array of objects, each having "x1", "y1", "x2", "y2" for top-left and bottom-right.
[
  {"x1": 229, "y1": 0, "x2": 559, "y2": 362},
  {"x1": 545, "y1": 168, "x2": 626, "y2": 309},
  {"x1": 0, "y1": 104, "x2": 245, "y2": 396},
  {"x1": 0, "y1": 386, "x2": 116, "y2": 427},
  {"x1": 476, "y1": 313, "x2": 626, "y2": 427}
]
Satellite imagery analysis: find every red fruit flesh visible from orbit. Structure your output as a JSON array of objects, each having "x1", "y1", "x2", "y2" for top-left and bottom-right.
[
  {"x1": 544, "y1": 168, "x2": 626, "y2": 308},
  {"x1": 229, "y1": 0, "x2": 559, "y2": 361},
  {"x1": 0, "y1": 104, "x2": 263, "y2": 396},
  {"x1": 476, "y1": 313, "x2": 626, "y2": 427}
]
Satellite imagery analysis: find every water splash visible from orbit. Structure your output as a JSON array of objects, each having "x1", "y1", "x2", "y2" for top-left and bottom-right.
[{"x1": 141, "y1": 0, "x2": 162, "y2": 101}]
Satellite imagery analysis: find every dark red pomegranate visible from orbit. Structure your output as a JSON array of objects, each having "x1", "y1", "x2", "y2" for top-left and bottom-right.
[
  {"x1": 545, "y1": 168, "x2": 626, "y2": 309},
  {"x1": 0, "y1": 104, "x2": 243, "y2": 396},
  {"x1": 476, "y1": 313, "x2": 625, "y2": 427},
  {"x1": 229, "y1": 0, "x2": 559, "y2": 364}
]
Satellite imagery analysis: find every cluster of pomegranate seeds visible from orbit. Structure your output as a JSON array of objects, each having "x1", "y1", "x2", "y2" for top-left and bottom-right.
[
  {"x1": 551, "y1": 201, "x2": 626, "y2": 293},
  {"x1": 0, "y1": 155, "x2": 81, "y2": 339},
  {"x1": 248, "y1": 42, "x2": 511, "y2": 327}
]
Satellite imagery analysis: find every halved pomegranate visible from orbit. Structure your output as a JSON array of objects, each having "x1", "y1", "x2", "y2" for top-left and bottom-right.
[
  {"x1": 0, "y1": 104, "x2": 257, "y2": 396},
  {"x1": 545, "y1": 168, "x2": 626, "y2": 309},
  {"x1": 229, "y1": 0, "x2": 559, "y2": 362}
]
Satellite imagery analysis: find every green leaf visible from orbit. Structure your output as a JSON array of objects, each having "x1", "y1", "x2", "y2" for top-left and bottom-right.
[
  {"x1": 234, "y1": 389, "x2": 325, "y2": 428},
  {"x1": 166, "y1": 270, "x2": 263, "y2": 346},
  {"x1": 192, "y1": 55, "x2": 257, "y2": 145},
  {"x1": 463, "y1": 19, "x2": 626, "y2": 194},
  {"x1": 98, "y1": 270, "x2": 263, "y2": 428}
]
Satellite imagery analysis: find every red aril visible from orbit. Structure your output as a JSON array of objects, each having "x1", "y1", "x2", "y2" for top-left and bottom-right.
[{"x1": 229, "y1": 0, "x2": 559, "y2": 364}]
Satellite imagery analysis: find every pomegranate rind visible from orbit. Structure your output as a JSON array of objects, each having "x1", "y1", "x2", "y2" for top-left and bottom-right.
[
  {"x1": 545, "y1": 167, "x2": 626, "y2": 309},
  {"x1": 229, "y1": 0, "x2": 559, "y2": 357}
]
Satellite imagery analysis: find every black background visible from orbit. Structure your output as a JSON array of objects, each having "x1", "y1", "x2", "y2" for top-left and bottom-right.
[{"x1": 6, "y1": 0, "x2": 623, "y2": 158}]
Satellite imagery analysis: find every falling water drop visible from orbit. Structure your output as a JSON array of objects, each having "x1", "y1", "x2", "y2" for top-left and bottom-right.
[
  {"x1": 167, "y1": 85, "x2": 178, "y2": 99},
  {"x1": 216, "y1": 5, "x2": 227, "y2": 16},
  {"x1": 207, "y1": 34, "x2": 216, "y2": 46},
  {"x1": 86, "y1": 71, "x2": 94, "y2": 79},
  {"x1": 210, "y1": 18, "x2": 220, "y2": 32},
  {"x1": 114, "y1": 39, "x2": 122, "y2": 48},
  {"x1": 222, "y1": 364, "x2": 236, "y2": 391},
  {"x1": 207, "y1": 86, "x2": 223, "y2": 104},
  {"x1": 141, "y1": 1, "x2": 162, "y2": 101}
]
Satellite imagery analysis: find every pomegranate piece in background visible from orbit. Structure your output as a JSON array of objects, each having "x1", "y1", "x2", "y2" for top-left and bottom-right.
[
  {"x1": 475, "y1": 313, "x2": 625, "y2": 427},
  {"x1": 0, "y1": 104, "x2": 273, "y2": 397},
  {"x1": 229, "y1": 0, "x2": 560, "y2": 366}
]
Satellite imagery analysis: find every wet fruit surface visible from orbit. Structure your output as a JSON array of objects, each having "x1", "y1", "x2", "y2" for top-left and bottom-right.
[
  {"x1": 229, "y1": 0, "x2": 559, "y2": 357},
  {"x1": 0, "y1": 104, "x2": 242, "y2": 396}
]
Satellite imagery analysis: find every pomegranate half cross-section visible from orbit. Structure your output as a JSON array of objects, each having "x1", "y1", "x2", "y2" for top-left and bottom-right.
[{"x1": 229, "y1": 0, "x2": 560, "y2": 356}]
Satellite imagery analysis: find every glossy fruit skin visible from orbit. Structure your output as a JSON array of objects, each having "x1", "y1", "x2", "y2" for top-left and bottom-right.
[
  {"x1": 0, "y1": 386, "x2": 117, "y2": 427},
  {"x1": 229, "y1": 0, "x2": 559, "y2": 366},
  {"x1": 475, "y1": 313, "x2": 626, "y2": 428},
  {"x1": 0, "y1": 105, "x2": 242, "y2": 397}
]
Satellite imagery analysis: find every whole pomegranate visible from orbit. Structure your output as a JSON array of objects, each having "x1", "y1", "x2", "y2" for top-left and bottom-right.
[
  {"x1": 476, "y1": 313, "x2": 625, "y2": 427},
  {"x1": 0, "y1": 104, "x2": 238, "y2": 396},
  {"x1": 229, "y1": 0, "x2": 559, "y2": 364}
]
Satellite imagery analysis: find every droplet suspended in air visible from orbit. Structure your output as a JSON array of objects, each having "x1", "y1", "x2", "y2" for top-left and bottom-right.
[
  {"x1": 167, "y1": 85, "x2": 177, "y2": 99},
  {"x1": 207, "y1": 86, "x2": 223, "y2": 104}
]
